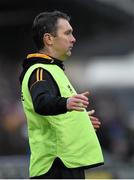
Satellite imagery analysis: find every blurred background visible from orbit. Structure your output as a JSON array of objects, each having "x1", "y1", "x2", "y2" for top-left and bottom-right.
[{"x1": 0, "y1": 0, "x2": 134, "y2": 178}]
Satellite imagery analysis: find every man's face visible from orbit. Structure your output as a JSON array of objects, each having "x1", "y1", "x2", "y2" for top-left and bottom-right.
[{"x1": 52, "y1": 18, "x2": 76, "y2": 60}]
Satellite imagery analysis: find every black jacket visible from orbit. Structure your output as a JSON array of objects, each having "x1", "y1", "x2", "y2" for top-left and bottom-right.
[{"x1": 19, "y1": 56, "x2": 67, "y2": 115}]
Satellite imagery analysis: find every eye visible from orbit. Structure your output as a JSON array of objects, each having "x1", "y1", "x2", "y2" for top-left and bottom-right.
[{"x1": 65, "y1": 30, "x2": 72, "y2": 35}]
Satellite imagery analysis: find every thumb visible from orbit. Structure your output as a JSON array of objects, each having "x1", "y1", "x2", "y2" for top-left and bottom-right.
[{"x1": 88, "y1": 109, "x2": 95, "y2": 116}]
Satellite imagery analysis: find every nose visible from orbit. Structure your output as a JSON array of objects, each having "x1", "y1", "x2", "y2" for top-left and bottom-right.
[{"x1": 71, "y1": 35, "x2": 76, "y2": 44}]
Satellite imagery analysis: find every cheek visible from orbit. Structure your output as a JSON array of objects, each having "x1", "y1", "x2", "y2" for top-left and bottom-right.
[{"x1": 56, "y1": 39, "x2": 69, "y2": 49}]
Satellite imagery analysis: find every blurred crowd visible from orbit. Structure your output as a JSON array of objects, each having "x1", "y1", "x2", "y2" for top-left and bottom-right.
[
  {"x1": 0, "y1": 55, "x2": 29, "y2": 155},
  {"x1": 92, "y1": 89, "x2": 134, "y2": 162}
]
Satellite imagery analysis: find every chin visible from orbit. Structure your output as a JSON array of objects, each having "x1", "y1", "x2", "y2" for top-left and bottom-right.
[
  {"x1": 60, "y1": 52, "x2": 71, "y2": 61},
  {"x1": 67, "y1": 51, "x2": 72, "y2": 57}
]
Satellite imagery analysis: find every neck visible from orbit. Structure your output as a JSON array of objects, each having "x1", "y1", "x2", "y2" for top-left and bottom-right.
[{"x1": 39, "y1": 49, "x2": 66, "y2": 61}]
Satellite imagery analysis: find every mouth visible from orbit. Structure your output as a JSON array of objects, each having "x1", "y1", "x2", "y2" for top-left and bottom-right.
[{"x1": 69, "y1": 46, "x2": 73, "y2": 50}]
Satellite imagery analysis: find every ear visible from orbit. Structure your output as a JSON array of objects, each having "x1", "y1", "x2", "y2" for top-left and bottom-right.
[{"x1": 43, "y1": 33, "x2": 54, "y2": 46}]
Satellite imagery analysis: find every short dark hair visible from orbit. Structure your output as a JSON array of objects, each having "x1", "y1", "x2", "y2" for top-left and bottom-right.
[{"x1": 32, "y1": 10, "x2": 70, "y2": 50}]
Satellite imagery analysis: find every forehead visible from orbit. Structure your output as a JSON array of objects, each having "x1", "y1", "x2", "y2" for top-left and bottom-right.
[{"x1": 56, "y1": 18, "x2": 73, "y2": 31}]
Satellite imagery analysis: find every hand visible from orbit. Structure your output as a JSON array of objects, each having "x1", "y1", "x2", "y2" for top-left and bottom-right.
[
  {"x1": 88, "y1": 109, "x2": 101, "y2": 130},
  {"x1": 67, "y1": 91, "x2": 89, "y2": 111}
]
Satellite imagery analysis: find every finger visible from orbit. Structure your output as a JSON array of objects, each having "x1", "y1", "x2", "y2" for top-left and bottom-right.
[
  {"x1": 72, "y1": 102, "x2": 88, "y2": 109},
  {"x1": 91, "y1": 120, "x2": 101, "y2": 129},
  {"x1": 73, "y1": 98, "x2": 89, "y2": 106},
  {"x1": 88, "y1": 109, "x2": 95, "y2": 116},
  {"x1": 91, "y1": 119, "x2": 101, "y2": 125},
  {"x1": 90, "y1": 116, "x2": 101, "y2": 123},
  {"x1": 71, "y1": 107, "x2": 85, "y2": 111},
  {"x1": 74, "y1": 94, "x2": 89, "y2": 101},
  {"x1": 90, "y1": 115, "x2": 99, "y2": 121},
  {"x1": 81, "y1": 91, "x2": 90, "y2": 97},
  {"x1": 93, "y1": 125, "x2": 100, "y2": 129}
]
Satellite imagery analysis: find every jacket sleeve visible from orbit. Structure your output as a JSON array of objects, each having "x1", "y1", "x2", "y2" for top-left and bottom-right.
[{"x1": 28, "y1": 68, "x2": 68, "y2": 115}]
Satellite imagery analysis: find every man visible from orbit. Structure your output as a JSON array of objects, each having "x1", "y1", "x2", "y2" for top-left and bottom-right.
[{"x1": 20, "y1": 11, "x2": 104, "y2": 179}]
